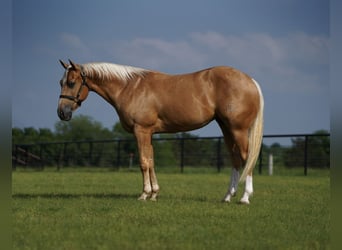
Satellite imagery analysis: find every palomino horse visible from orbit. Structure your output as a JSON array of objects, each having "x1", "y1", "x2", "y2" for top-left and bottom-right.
[{"x1": 57, "y1": 60, "x2": 264, "y2": 204}]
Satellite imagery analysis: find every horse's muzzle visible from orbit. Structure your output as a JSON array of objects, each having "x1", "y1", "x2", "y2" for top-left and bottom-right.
[{"x1": 57, "y1": 105, "x2": 72, "y2": 121}]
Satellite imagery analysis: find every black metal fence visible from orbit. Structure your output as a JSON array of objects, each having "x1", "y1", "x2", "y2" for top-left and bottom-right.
[{"x1": 12, "y1": 133, "x2": 330, "y2": 175}]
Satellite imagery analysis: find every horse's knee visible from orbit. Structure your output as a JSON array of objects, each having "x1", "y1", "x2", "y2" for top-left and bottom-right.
[{"x1": 140, "y1": 156, "x2": 153, "y2": 170}]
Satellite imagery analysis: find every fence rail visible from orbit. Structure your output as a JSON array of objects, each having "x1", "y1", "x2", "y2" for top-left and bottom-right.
[{"x1": 12, "y1": 133, "x2": 330, "y2": 175}]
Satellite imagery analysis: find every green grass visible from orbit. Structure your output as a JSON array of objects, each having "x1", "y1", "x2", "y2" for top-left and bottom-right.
[{"x1": 13, "y1": 169, "x2": 330, "y2": 250}]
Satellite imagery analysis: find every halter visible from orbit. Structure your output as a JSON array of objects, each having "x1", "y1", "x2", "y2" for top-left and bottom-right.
[{"x1": 59, "y1": 67, "x2": 89, "y2": 107}]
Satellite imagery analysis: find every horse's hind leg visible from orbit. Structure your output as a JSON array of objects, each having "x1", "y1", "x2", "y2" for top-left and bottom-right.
[
  {"x1": 222, "y1": 134, "x2": 246, "y2": 202},
  {"x1": 230, "y1": 128, "x2": 254, "y2": 204},
  {"x1": 218, "y1": 121, "x2": 251, "y2": 203},
  {"x1": 217, "y1": 122, "x2": 242, "y2": 202}
]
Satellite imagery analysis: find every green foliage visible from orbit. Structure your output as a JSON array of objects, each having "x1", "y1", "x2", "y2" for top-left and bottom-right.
[
  {"x1": 153, "y1": 140, "x2": 178, "y2": 167},
  {"x1": 260, "y1": 130, "x2": 330, "y2": 169},
  {"x1": 12, "y1": 127, "x2": 56, "y2": 145},
  {"x1": 111, "y1": 122, "x2": 137, "y2": 163},
  {"x1": 12, "y1": 171, "x2": 330, "y2": 249},
  {"x1": 55, "y1": 114, "x2": 113, "y2": 141},
  {"x1": 283, "y1": 130, "x2": 330, "y2": 168},
  {"x1": 112, "y1": 122, "x2": 133, "y2": 139},
  {"x1": 12, "y1": 117, "x2": 330, "y2": 170}
]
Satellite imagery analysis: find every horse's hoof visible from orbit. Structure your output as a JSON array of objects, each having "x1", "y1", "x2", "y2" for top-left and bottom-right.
[
  {"x1": 239, "y1": 199, "x2": 250, "y2": 205},
  {"x1": 222, "y1": 197, "x2": 231, "y2": 203},
  {"x1": 138, "y1": 192, "x2": 149, "y2": 201},
  {"x1": 222, "y1": 193, "x2": 234, "y2": 203},
  {"x1": 150, "y1": 193, "x2": 158, "y2": 201}
]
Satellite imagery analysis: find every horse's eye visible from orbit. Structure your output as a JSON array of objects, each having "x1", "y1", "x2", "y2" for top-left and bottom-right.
[{"x1": 67, "y1": 81, "x2": 75, "y2": 88}]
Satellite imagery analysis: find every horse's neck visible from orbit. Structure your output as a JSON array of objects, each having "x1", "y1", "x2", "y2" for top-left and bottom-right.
[{"x1": 88, "y1": 77, "x2": 129, "y2": 107}]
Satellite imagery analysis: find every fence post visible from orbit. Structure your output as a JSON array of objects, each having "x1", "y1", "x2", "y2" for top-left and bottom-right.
[
  {"x1": 268, "y1": 154, "x2": 273, "y2": 176},
  {"x1": 304, "y1": 135, "x2": 308, "y2": 176},
  {"x1": 129, "y1": 153, "x2": 134, "y2": 168}
]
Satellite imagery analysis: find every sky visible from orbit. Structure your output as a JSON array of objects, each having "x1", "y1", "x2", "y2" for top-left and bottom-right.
[{"x1": 11, "y1": 0, "x2": 330, "y2": 137}]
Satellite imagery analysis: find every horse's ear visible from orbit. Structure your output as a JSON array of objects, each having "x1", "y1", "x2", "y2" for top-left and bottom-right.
[
  {"x1": 68, "y1": 59, "x2": 77, "y2": 70},
  {"x1": 59, "y1": 59, "x2": 68, "y2": 69}
]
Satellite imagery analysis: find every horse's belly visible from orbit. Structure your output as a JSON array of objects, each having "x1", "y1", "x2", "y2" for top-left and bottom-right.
[{"x1": 157, "y1": 105, "x2": 215, "y2": 133}]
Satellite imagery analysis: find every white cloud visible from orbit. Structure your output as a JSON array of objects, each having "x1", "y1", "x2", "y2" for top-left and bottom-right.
[
  {"x1": 190, "y1": 31, "x2": 329, "y2": 64},
  {"x1": 59, "y1": 33, "x2": 91, "y2": 56},
  {"x1": 109, "y1": 37, "x2": 206, "y2": 71},
  {"x1": 280, "y1": 32, "x2": 329, "y2": 64}
]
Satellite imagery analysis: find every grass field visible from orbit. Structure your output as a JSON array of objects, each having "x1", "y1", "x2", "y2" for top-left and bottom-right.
[{"x1": 12, "y1": 168, "x2": 330, "y2": 249}]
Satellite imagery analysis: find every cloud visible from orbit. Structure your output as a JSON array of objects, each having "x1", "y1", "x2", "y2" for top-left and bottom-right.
[
  {"x1": 189, "y1": 31, "x2": 329, "y2": 65},
  {"x1": 109, "y1": 37, "x2": 206, "y2": 71},
  {"x1": 59, "y1": 33, "x2": 91, "y2": 57},
  {"x1": 189, "y1": 31, "x2": 329, "y2": 93},
  {"x1": 281, "y1": 32, "x2": 329, "y2": 63}
]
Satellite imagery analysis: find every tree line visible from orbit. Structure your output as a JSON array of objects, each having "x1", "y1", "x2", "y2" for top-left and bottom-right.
[{"x1": 12, "y1": 115, "x2": 330, "y2": 169}]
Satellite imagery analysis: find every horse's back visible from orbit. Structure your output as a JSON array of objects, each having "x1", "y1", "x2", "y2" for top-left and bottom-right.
[{"x1": 144, "y1": 66, "x2": 259, "y2": 118}]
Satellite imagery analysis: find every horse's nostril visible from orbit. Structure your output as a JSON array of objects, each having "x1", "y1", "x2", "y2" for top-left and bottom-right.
[
  {"x1": 57, "y1": 108, "x2": 65, "y2": 120},
  {"x1": 57, "y1": 106, "x2": 72, "y2": 121}
]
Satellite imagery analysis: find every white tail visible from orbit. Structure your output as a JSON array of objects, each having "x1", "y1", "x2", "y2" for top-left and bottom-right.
[{"x1": 239, "y1": 79, "x2": 264, "y2": 182}]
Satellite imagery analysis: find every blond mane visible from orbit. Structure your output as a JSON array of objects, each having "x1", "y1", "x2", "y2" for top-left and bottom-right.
[{"x1": 82, "y1": 62, "x2": 150, "y2": 82}]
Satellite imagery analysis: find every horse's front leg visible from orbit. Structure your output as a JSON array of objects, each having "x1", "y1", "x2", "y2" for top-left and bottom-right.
[{"x1": 135, "y1": 127, "x2": 159, "y2": 201}]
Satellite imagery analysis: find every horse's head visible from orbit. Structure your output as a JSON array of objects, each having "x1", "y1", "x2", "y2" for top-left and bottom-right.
[{"x1": 57, "y1": 60, "x2": 90, "y2": 121}]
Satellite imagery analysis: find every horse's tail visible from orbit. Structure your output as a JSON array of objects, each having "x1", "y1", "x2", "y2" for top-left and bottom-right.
[{"x1": 239, "y1": 78, "x2": 264, "y2": 182}]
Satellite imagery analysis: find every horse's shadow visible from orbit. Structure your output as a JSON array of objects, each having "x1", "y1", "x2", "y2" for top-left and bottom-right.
[{"x1": 12, "y1": 192, "x2": 137, "y2": 200}]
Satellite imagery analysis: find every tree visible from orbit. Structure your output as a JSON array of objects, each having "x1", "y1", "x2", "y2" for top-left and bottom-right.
[
  {"x1": 53, "y1": 115, "x2": 114, "y2": 166},
  {"x1": 12, "y1": 127, "x2": 57, "y2": 167},
  {"x1": 284, "y1": 130, "x2": 330, "y2": 168},
  {"x1": 170, "y1": 133, "x2": 216, "y2": 167},
  {"x1": 307, "y1": 130, "x2": 330, "y2": 168},
  {"x1": 12, "y1": 127, "x2": 56, "y2": 144},
  {"x1": 38, "y1": 128, "x2": 56, "y2": 142},
  {"x1": 12, "y1": 127, "x2": 25, "y2": 145},
  {"x1": 55, "y1": 114, "x2": 113, "y2": 141},
  {"x1": 112, "y1": 122, "x2": 134, "y2": 139},
  {"x1": 111, "y1": 122, "x2": 137, "y2": 166}
]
